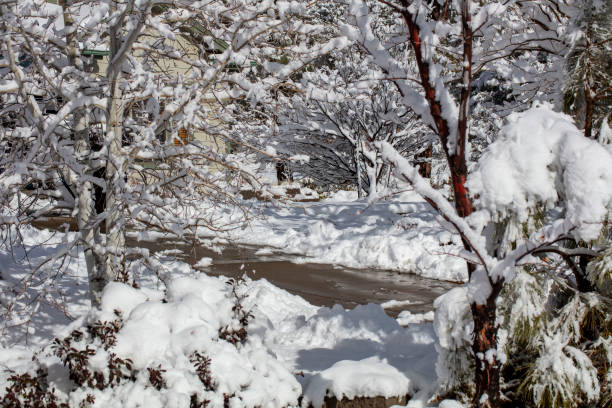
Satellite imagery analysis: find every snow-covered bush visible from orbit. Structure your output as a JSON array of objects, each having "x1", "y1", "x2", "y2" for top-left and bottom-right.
[
  {"x1": 498, "y1": 266, "x2": 611, "y2": 406},
  {"x1": 587, "y1": 244, "x2": 612, "y2": 296},
  {"x1": 466, "y1": 105, "x2": 612, "y2": 242},
  {"x1": 433, "y1": 287, "x2": 474, "y2": 398},
  {"x1": 469, "y1": 106, "x2": 612, "y2": 407},
  {"x1": 520, "y1": 334, "x2": 600, "y2": 408},
  {"x1": 344, "y1": 0, "x2": 608, "y2": 402},
  {"x1": 436, "y1": 254, "x2": 612, "y2": 408},
  {"x1": 1, "y1": 278, "x2": 301, "y2": 408}
]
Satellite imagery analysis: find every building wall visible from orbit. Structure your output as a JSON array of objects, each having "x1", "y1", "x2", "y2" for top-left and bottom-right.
[{"x1": 89, "y1": 28, "x2": 228, "y2": 155}]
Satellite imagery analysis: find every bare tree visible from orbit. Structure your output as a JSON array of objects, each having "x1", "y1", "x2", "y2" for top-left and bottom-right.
[{"x1": 277, "y1": 51, "x2": 433, "y2": 196}]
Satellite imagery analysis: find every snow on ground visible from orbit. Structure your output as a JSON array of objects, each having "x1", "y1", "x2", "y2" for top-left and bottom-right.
[
  {"x1": 0, "y1": 225, "x2": 461, "y2": 407},
  {"x1": 191, "y1": 189, "x2": 467, "y2": 283},
  {"x1": 0, "y1": 226, "x2": 91, "y2": 345}
]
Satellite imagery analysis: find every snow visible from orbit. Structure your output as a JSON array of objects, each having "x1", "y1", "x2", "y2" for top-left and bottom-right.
[
  {"x1": 437, "y1": 400, "x2": 466, "y2": 408},
  {"x1": 467, "y1": 103, "x2": 612, "y2": 241},
  {"x1": 396, "y1": 311, "x2": 434, "y2": 326},
  {"x1": 381, "y1": 299, "x2": 413, "y2": 309},
  {"x1": 194, "y1": 256, "x2": 213, "y2": 268},
  {"x1": 528, "y1": 334, "x2": 600, "y2": 406},
  {"x1": 432, "y1": 287, "x2": 473, "y2": 392},
  {"x1": 466, "y1": 267, "x2": 492, "y2": 305},
  {"x1": 198, "y1": 189, "x2": 467, "y2": 282},
  {"x1": 599, "y1": 118, "x2": 611, "y2": 145},
  {"x1": 0, "y1": 226, "x2": 447, "y2": 407},
  {"x1": 301, "y1": 357, "x2": 412, "y2": 407},
  {"x1": 1, "y1": 0, "x2": 607, "y2": 405},
  {"x1": 323, "y1": 189, "x2": 359, "y2": 202},
  {"x1": 83, "y1": 278, "x2": 302, "y2": 408},
  {"x1": 433, "y1": 288, "x2": 471, "y2": 352},
  {"x1": 99, "y1": 282, "x2": 149, "y2": 316}
]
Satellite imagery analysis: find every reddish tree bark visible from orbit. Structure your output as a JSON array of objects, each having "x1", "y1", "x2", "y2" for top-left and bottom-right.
[
  {"x1": 393, "y1": 1, "x2": 502, "y2": 406},
  {"x1": 416, "y1": 144, "x2": 432, "y2": 178},
  {"x1": 397, "y1": 1, "x2": 474, "y2": 219},
  {"x1": 470, "y1": 281, "x2": 504, "y2": 408}
]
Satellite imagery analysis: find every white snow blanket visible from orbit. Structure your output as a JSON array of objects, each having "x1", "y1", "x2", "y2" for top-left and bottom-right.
[
  {"x1": 0, "y1": 227, "x2": 443, "y2": 407},
  {"x1": 183, "y1": 189, "x2": 468, "y2": 283}
]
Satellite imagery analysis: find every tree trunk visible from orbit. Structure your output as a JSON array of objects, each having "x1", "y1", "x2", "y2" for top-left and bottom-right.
[
  {"x1": 59, "y1": 0, "x2": 107, "y2": 306},
  {"x1": 74, "y1": 111, "x2": 107, "y2": 306},
  {"x1": 471, "y1": 297, "x2": 501, "y2": 408},
  {"x1": 104, "y1": 24, "x2": 127, "y2": 284},
  {"x1": 449, "y1": 153, "x2": 474, "y2": 218},
  {"x1": 276, "y1": 162, "x2": 292, "y2": 183},
  {"x1": 416, "y1": 144, "x2": 432, "y2": 178},
  {"x1": 584, "y1": 80, "x2": 594, "y2": 139},
  {"x1": 395, "y1": 1, "x2": 502, "y2": 405},
  {"x1": 583, "y1": 21, "x2": 594, "y2": 139}
]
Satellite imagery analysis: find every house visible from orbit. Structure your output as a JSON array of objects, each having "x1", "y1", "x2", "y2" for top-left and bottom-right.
[{"x1": 43, "y1": 0, "x2": 240, "y2": 160}]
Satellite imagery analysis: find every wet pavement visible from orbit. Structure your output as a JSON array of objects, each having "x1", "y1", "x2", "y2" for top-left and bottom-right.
[
  {"x1": 132, "y1": 238, "x2": 458, "y2": 317},
  {"x1": 31, "y1": 217, "x2": 458, "y2": 317}
]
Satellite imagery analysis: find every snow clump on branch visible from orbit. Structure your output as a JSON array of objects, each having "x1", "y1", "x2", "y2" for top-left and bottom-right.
[{"x1": 467, "y1": 103, "x2": 612, "y2": 241}]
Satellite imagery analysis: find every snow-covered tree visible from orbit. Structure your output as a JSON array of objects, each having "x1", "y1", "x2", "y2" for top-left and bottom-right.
[
  {"x1": 340, "y1": 0, "x2": 611, "y2": 406},
  {"x1": 564, "y1": 0, "x2": 612, "y2": 140},
  {"x1": 0, "y1": 0, "x2": 347, "y2": 313},
  {"x1": 276, "y1": 47, "x2": 433, "y2": 197},
  {"x1": 382, "y1": 104, "x2": 612, "y2": 407}
]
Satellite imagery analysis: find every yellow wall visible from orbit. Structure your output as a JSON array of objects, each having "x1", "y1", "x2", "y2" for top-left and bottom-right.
[{"x1": 89, "y1": 28, "x2": 228, "y2": 155}]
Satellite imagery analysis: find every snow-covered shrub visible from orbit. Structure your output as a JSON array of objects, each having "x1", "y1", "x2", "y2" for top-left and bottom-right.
[
  {"x1": 498, "y1": 266, "x2": 612, "y2": 408},
  {"x1": 1, "y1": 370, "x2": 68, "y2": 408},
  {"x1": 499, "y1": 270, "x2": 548, "y2": 347},
  {"x1": 495, "y1": 225, "x2": 612, "y2": 407},
  {"x1": 596, "y1": 336, "x2": 612, "y2": 408},
  {"x1": 433, "y1": 287, "x2": 474, "y2": 399},
  {"x1": 467, "y1": 104, "x2": 612, "y2": 242},
  {"x1": 420, "y1": 104, "x2": 612, "y2": 405},
  {"x1": 218, "y1": 278, "x2": 254, "y2": 346},
  {"x1": 519, "y1": 334, "x2": 600, "y2": 408},
  {"x1": 587, "y1": 245, "x2": 612, "y2": 296},
  {"x1": 0, "y1": 278, "x2": 301, "y2": 408}
]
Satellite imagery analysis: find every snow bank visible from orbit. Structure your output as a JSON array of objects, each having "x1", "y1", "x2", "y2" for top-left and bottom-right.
[
  {"x1": 199, "y1": 190, "x2": 467, "y2": 282},
  {"x1": 253, "y1": 300, "x2": 439, "y2": 407},
  {"x1": 1, "y1": 238, "x2": 442, "y2": 407}
]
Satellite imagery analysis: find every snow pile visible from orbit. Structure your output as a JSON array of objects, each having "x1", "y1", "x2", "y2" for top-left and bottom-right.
[
  {"x1": 209, "y1": 190, "x2": 467, "y2": 282},
  {"x1": 302, "y1": 357, "x2": 411, "y2": 407},
  {"x1": 467, "y1": 103, "x2": 612, "y2": 240},
  {"x1": 1, "y1": 238, "x2": 443, "y2": 408},
  {"x1": 253, "y1": 300, "x2": 438, "y2": 407},
  {"x1": 28, "y1": 278, "x2": 302, "y2": 408}
]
